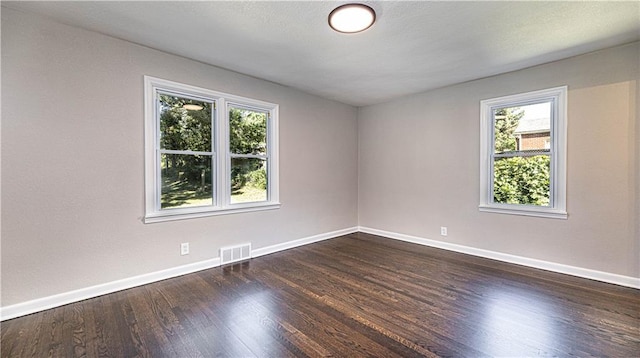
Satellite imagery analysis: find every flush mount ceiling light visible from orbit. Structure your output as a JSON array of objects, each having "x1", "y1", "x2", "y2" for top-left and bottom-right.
[
  {"x1": 183, "y1": 103, "x2": 203, "y2": 111},
  {"x1": 328, "y1": 3, "x2": 376, "y2": 33}
]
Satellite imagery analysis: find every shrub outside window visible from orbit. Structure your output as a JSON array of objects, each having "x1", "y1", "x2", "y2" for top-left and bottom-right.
[
  {"x1": 479, "y1": 86, "x2": 567, "y2": 219},
  {"x1": 144, "y1": 76, "x2": 279, "y2": 223}
]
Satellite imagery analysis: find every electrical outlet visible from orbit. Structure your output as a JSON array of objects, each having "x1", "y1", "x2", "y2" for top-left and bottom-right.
[
  {"x1": 440, "y1": 227, "x2": 448, "y2": 236},
  {"x1": 180, "y1": 242, "x2": 189, "y2": 256}
]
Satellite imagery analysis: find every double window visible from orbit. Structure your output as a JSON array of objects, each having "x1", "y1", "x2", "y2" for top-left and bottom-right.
[
  {"x1": 479, "y1": 86, "x2": 567, "y2": 219},
  {"x1": 144, "y1": 76, "x2": 279, "y2": 223}
]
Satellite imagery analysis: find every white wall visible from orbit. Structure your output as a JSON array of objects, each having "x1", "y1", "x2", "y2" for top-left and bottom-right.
[
  {"x1": 1, "y1": 8, "x2": 358, "y2": 306},
  {"x1": 359, "y1": 42, "x2": 639, "y2": 278}
]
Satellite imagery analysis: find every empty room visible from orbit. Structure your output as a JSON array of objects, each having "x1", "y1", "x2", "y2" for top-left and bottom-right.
[{"x1": 1, "y1": 1, "x2": 639, "y2": 357}]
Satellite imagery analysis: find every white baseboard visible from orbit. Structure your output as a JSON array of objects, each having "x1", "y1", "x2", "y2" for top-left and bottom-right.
[
  {"x1": 358, "y1": 226, "x2": 640, "y2": 289},
  {"x1": 0, "y1": 227, "x2": 358, "y2": 321},
  {"x1": 0, "y1": 257, "x2": 221, "y2": 321},
  {"x1": 252, "y1": 227, "x2": 358, "y2": 258}
]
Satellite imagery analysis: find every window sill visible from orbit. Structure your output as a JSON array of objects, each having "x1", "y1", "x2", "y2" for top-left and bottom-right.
[
  {"x1": 479, "y1": 204, "x2": 567, "y2": 219},
  {"x1": 144, "y1": 202, "x2": 281, "y2": 224}
]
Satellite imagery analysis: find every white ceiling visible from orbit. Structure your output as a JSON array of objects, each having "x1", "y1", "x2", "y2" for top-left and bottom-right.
[{"x1": 4, "y1": 1, "x2": 640, "y2": 106}]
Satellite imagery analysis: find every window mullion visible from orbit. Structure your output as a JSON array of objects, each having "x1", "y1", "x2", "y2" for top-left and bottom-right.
[
  {"x1": 217, "y1": 98, "x2": 229, "y2": 208},
  {"x1": 160, "y1": 149, "x2": 214, "y2": 156},
  {"x1": 494, "y1": 151, "x2": 551, "y2": 159},
  {"x1": 211, "y1": 100, "x2": 218, "y2": 208},
  {"x1": 229, "y1": 153, "x2": 268, "y2": 159}
]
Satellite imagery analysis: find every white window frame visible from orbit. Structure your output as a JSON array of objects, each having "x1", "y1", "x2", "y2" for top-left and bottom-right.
[
  {"x1": 479, "y1": 86, "x2": 567, "y2": 219},
  {"x1": 144, "y1": 76, "x2": 279, "y2": 223}
]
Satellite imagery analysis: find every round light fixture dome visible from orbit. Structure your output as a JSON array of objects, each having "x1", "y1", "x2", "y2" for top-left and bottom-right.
[
  {"x1": 183, "y1": 103, "x2": 204, "y2": 111},
  {"x1": 328, "y1": 3, "x2": 376, "y2": 33}
]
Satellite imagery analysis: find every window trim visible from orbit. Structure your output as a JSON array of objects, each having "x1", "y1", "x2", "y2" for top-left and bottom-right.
[
  {"x1": 144, "y1": 76, "x2": 279, "y2": 223},
  {"x1": 479, "y1": 86, "x2": 567, "y2": 219}
]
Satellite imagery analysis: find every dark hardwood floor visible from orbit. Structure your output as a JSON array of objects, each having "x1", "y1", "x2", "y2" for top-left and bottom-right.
[{"x1": 2, "y1": 232, "x2": 639, "y2": 357}]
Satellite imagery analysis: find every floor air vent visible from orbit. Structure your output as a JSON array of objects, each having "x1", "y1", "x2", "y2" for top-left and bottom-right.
[{"x1": 220, "y1": 243, "x2": 252, "y2": 265}]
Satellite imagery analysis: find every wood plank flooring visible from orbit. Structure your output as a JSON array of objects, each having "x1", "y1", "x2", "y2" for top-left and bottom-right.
[{"x1": 2, "y1": 232, "x2": 639, "y2": 357}]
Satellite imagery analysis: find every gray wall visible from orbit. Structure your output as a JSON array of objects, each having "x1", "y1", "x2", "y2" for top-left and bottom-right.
[
  {"x1": 358, "y1": 42, "x2": 639, "y2": 278},
  {"x1": 1, "y1": 8, "x2": 359, "y2": 306},
  {"x1": 2, "y1": 7, "x2": 638, "y2": 309}
]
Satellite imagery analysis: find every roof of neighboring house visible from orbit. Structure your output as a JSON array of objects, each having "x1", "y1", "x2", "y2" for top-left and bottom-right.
[{"x1": 514, "y1": 116, "x2": 550, "y2": 134}]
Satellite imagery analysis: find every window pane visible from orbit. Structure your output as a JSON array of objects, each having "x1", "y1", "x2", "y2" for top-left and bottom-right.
[
  {"x1": 229, "y1": 107, "x2": 267, "y2": 155},
  {"x1": 230, "y1": 158, "x2": 267, "y2": 204},
  {"x1": 159, "y1": 94, "x2": 212, "y2": 152},
  {"x1": 494, "y1": 102, "x2": 551, "y2": 154},
  {"x1": 493, "y1": 155, "x2": 550, "y2": 206},
  {"x1": 161, "y1": 154, "x2": 213, "y2": 209}
]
